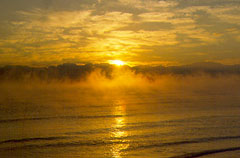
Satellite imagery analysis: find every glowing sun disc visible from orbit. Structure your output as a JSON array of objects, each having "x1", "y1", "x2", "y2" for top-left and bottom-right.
[{"x1": 109, "y1": 60, "x2": 125, "y2": 66}]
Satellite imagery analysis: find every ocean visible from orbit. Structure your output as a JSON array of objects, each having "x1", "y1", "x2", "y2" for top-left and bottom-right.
[{"x1": 0, "y1": 78, "x2": 240, "y2": 158}]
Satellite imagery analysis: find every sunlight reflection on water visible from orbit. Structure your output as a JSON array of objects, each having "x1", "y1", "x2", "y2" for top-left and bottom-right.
[{"x1": 110, "y1": 100, "x2": 129, "y2": 158}]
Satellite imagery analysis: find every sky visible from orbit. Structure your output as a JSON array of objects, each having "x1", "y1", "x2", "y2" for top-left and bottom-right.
[{"x1": 0, "y1": 0, "x2": 240, "y2": 66}]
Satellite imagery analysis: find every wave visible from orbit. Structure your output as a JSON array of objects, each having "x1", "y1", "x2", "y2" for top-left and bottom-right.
[
  {"x1": 124, "y1": 135, "x2": 240, "y2": 151},
  {"x1": 0, "y1": 140, "x2": 129, "y2": 151},
  {"x1": 170, "y1": 147, "x2": 240, "y2": 158},
  {"x1": 65, "y1": 128, "x2": 112, "y2": 135},
  {"x1": 0, "y1": 114, "x2": 127, "y2": 123},
  {"x1": 1, "y1": 135, "x2": 240, "y2": 152},
  {"x1": 0, "y1": 136, "x2": 69, "y2": 144}
]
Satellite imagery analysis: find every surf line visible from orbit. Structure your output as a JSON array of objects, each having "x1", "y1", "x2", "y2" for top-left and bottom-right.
[{"x1": 170, "y1": 147, "x2": 240, "y2": 158}]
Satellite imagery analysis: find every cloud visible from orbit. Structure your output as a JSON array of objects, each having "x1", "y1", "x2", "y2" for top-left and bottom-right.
[
  {"x1": 118, "y1": 0, "x2": 177, "y2": 11},
  {"x1": 0, "y1": 0, "x2": 240, "y2": 66}
]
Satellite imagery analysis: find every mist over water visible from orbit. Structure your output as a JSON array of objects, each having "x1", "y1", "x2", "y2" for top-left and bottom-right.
[{"x1": 0, "y1": 65, "x2": 240, "y2": 158}]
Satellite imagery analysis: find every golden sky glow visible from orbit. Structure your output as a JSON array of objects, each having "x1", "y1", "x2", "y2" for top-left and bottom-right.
[{"x1": 0, "y1": 0, "x2": 240, "y2": 66}]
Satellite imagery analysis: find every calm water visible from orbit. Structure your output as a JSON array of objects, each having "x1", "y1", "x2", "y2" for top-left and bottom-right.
[{"x1": 0, "y1": 83, "x2": 240, "y2": 158}]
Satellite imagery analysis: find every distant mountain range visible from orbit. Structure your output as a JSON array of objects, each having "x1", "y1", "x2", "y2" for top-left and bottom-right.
[
  {"x1": 134, "y1": 62, "x2": 240, "y2": 75},
  {"x1": 0, "y1": 62, "x2": 240, "y2": 81}
]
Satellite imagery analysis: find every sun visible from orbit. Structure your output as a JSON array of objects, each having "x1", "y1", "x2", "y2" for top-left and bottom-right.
[{"x1": 109, "y1": 60, "x2": 125, "y2": 66}]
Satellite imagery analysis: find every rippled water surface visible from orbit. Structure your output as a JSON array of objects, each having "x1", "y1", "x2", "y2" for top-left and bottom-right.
[{"x1": 0, "y1": 84, "x2": 240, "y2": 158}]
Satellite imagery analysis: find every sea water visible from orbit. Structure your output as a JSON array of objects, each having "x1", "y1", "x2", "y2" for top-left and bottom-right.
[{"x1": 0, "y1": 81, "x2": 240, "y2": 158}]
